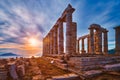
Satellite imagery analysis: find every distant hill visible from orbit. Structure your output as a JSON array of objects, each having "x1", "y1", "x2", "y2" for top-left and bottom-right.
[
  {"x1": 0, "y1": 52, "x2": 19, "y2": 56},
  {"x1": 108, "y1": 49, "x2": 115, "y2": 54}
]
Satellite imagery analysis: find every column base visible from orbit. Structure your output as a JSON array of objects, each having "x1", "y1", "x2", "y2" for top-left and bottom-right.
[{"x1": 81, "y1": 50, "x2": 86, "y2": 53}]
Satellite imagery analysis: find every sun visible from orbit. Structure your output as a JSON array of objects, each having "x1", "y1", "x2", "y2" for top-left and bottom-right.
[{"x1": 28, "y1": 37, "x2": 40, "y2": 47}]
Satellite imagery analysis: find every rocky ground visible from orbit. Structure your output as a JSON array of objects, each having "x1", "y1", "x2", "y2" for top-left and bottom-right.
[
  {"x1": 90, "y1": 73, "x2": 120, "y2": 80},
  {"x1": 1, "y1": 57, "x2": 119, "y2": 80},
  {"x1": 24, "y1": 57, "x2": 78, "y2": 80},
  {"x1": 24, "y1": 57, "x2": 120, "y2": 80}
]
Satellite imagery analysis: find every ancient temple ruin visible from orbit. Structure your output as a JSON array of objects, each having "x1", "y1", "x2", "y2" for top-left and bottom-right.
[
  {"x1": 42, "y1": 4, "x2": 120, "y2": 77},
  {"x1": 43, "y1": 4, "x2": 77, "y2": 56},
  {"x1": 77, "y1": 24, "x2": 108, "y2": 54},
  {"x1": 43, "y1": 4, "x2": 109, "y2": 56}
]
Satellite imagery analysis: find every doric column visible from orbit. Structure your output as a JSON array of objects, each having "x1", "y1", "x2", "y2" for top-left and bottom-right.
[
  {"x1": 103, "y1": 30, "x2": 108, "y2": 54},
  {"x1": 65, "y1": 4, "x2": 75, "y2": 55},
  {"x1": 53, "y1": 27, "x2": 58, "y2": 54},
  {"x1": 58, "y1": 22, "x2": 64, "y2": 54},
  {"x1": 77, "y1": 40, "x2": 80, "y2": 53},
  {"x1": 46, "y1": 36, "x2": 48, "y2": 55},
  {"x1": 43, "y1": 38, "x2": 45, "y2": 56},
  {"x1": 94, "y1": 31, "x2": 97, "y2": 53},
  {"x1": 89, "y1": 28, "x2": 95, "y2": 54},
  {"x1": 66, "y1": 11, "x2": 72, "y2": 54},
  {"x1": 50, "y1": 31, "x2": 53, "y2": 55},
  {"x1": 96, "y1": 29, "x2": 102, "y2": 54},
  {"x1": 48, "y1": 34, "x2": 50, "y2": 55},
  {"x1": 44, "y1": 37, "x2": 47, "y2": 55},
  {"x1": 81, "y1": 38, "x2": 86, "y2": 53},
  {"x1": 114, "y1": 26, "x2": 120, "y2": 54},
  {"x1": 71, "y1": 22, "x2": 77, "y2": 54},
  {"x1": 87, "y1": 36, "x2": 90, "y2": 53}
]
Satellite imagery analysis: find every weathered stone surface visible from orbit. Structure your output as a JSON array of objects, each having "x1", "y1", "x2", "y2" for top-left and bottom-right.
[
  {"x1": 114, "y1": 26, "x2": 120, "y2": 54},
  {"x1": 58, "y1": 22, "x2": 64, "y2": 54},
  {"x1": 43, "y1": 4, "x2": 76, "y2": 56},
  {"x1": 104, "y1": 63, "x2": 120, "y2": 71},
  {"x1": 68, "y1": 56, "x2": 120, "y2": 71},
  {"x1": 87, "y1": 24, "x2": 109, "y2": 54},
  {"x1": 103, "y1": 30, "x2": 108, "y2": 54}
]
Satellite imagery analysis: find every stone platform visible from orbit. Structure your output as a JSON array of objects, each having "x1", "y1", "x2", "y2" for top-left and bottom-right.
[{"x1": 68, "y1": 55, "x2": 120, "y2": 71}]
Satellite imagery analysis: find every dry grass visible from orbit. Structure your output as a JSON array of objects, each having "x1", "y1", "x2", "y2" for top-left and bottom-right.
[
  {"x1": 24, "y1": 57, "x2": 70, "y2": 79},
  {"x1": 36, "y1": 57, "x2": 70, "y2": 76}
]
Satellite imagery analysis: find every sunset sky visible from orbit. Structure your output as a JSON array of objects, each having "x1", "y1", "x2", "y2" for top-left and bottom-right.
[{"x1": 0, "y1": 0, "x2": 120, "y2": 56}]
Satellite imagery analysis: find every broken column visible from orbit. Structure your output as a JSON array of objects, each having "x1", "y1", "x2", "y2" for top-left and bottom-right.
[
  {"x1": 58, "y1": 21, "x2": 64, "y2": 54},
  {"x1": 114, "y1": 26, "x2": 120, "y2": 54}
]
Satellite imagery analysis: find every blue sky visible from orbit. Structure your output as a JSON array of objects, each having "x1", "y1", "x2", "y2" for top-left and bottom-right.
[{"x1": 0, "y1": 0, "x2": 120, "y2": 56}]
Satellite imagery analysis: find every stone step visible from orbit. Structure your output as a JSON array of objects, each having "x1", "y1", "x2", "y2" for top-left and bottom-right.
[
  {"x1": 104, "y1": 63, "x2": 120, "y2": 71},
  {"x1": 82, "y1": 70, "x2": 102, "y2": 78},
  {"x1": 51, "y1": 73, "x2": 80, "y2": 80}
]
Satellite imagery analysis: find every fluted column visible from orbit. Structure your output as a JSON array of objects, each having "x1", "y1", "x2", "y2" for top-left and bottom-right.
[
  {"x1": 87, "y1": 36, "x2": 90, "y2": 53},
  {"x1": 114, "y1": 26, "x2": 120, "y2": 54},
  {"x1": 66, "y1": 11, "x2": 72, "y2": 54},
  {"x1": 103, "y1": 30, "x2": 108, "y2": 54},
  {"x1": 48, "y1": 34, "x2": 50, "y2": 55},
  {"x1": 96, "y1": 30, "x2": 102, "y2": 54},
  {"x1": 89, "y1": 28, "x2": 95, "y2": 54},
  {"x1": 71, "y1": 22, "x2": 77, "y2": 54},
  {"x1": 94, "y1": 32, "x2": 97, "y2": 53},
  {"x1": 58, "y1": 22, "x2": 64, "y2": 54},
  {"x1": 77, "y1": 40, "x2": 80, "y2": 53},
  {"x1": 50, "y1": 31, "x2": 53, "y2": 55},
  {"x1": 46, "y1": 36, "x2": 49, "y2": 55},
  {"x1": 53, "y1": 27, "x2": 58, "y2": 54},
  {"x1": 43, "y1": 38, "x2": 45, "y2": 55},
  {"x1": 81, "y1": 38, "x2": 86, "y2": 53}
]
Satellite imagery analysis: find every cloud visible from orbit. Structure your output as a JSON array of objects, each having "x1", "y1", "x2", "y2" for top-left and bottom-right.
[{"x1": 0, "y1": 0, "x2": 120, "y2": 55}]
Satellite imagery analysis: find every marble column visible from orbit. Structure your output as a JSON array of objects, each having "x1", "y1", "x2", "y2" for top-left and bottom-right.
[
  {"x1": 58, "y1": 22, "x2": 64, "y2": 54},
  {"x1": 44, "y1": 38, "x2": 47, "y2": 55},
  {"x1": 50, "y1": 31, "x2": 53, "y2": 55},
  {"x1": 46, "y1": 36, "x2": 48, "y2": 55},
  {"x1": 71, "y1": 22, "x2": 77, "y2": 54},
  {"x1": 65, "y1": 4, "x2": 75, "y2": 55},
  {"x1": 48, "y1": 34, "x2": 50, "y2": 55},
  {"x1": 66, "y1": 11, "x2": 72, "y2": 54},
  {"x1": 114, "y1": 26, "x2": 120, "y2": 54},
  {"x1": 77, "y1": 40, "x2": 80, "y2": 53},
  {"x1": 89, "y1": 28, "x2": 95, "y2": 54},
  {"x1": 87, "y1": 36, "x2": 90, "y2": 53},
  {"x1": 96, "y1": 29, "x2": 102, "y2": 54},
  {"x1": 94, "y1": 31, "x2": 97, "y2": 53},
  {"x1": 43, "y1": 38, "x2": 45, "y2": 55},
  {"x1": 103, "y1": 30, "x2": 108, "y2": 54},
  {"x1": 81, "y1": 38, "x2": 86, "y2": 53},
  {"x1": 53, "y1": 27, "x2": 58, "y2": 54}
]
